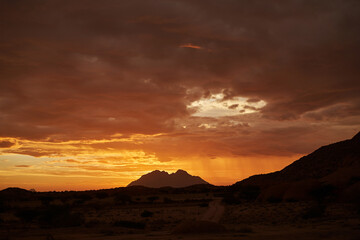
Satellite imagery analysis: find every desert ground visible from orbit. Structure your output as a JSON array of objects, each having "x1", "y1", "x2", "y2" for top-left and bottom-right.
[{"x1": 1, "y1": 187, "x2": 359, "y2": 240}]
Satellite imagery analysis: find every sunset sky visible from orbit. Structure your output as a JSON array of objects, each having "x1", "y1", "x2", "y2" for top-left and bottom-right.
[{"x1": 0, "y1": 0, "x2": 359, "y2": 191}]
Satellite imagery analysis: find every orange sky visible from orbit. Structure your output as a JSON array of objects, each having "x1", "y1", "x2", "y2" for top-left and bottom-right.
[{"x1": 0, "y1": 1, "x2": 359, "y2": 191}]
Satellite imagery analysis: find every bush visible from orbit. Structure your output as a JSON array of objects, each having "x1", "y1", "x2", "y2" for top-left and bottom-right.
[
  {"x1": 238, "y1": 185, "x2": 261, "y2": 201},
  {"x1": 113, "y1": 220, "x2": 145, "y2": 229},
  {"x1": 147, "y1": 196, "x2": 159, "y2": 203},
  {"x1": 163, "y1": 197, "x2": 174, "y2": 204},
  {"x1": 222, "y1": 185, "x2": 261, "y2": 204},
  {"x1": 237, "y1": 226, "x2": 253, "y2": 233},
  {"x1": 173, "y1": 220, "x2": 226, "y2": 234},
  {"x1": 349, "y1": 176, "x2": 360, "y2": 185},
  {"x1": 302, "y1": 204, "x2": 326, "y2": 219},
  {"x1": 310, "y1": 184, "x2": 335, "y2": 202},
  {"x1": 141, "y1": 210, "x2": 154, "y2": 218},
  {"x1": 114, "y1": 193, "x2": 132, "y2": 204},
  {"x1": 199, "y1": 202, "x2": 209, "y2": 207},
  {"x1": 76, "y1": 193, "x2": 93, "y2": 202},
  {"x1": 96, "y1": 192, "x2": 109, "y2": 199},
  {"x1": 16, "y1": 206, "x2": 84, "y2": 227},
  {"x1": 267, "y1": 196, "x2": 282, "y2": 203},
  {"x1": 38, "y1": 206, "x2": 84, "y2": 227},
  {"x1": 16, "y1": 209, "x2": 41, "y2": 223},
  {"x1": 85, "y1": 219, "x2": 100, "y2": 228},
  {"x1": 0, "y1": 200, "x2": 6, "y2": 213},
  {"x1": 40, "y1": 196, "x2": 54, "y2": 206},
  {"x1": 87, "y1": 202, "x2": 101, "y2": 211},
  {"x1": 222, "y1": 192, "x2": 241, "y2": 205}
]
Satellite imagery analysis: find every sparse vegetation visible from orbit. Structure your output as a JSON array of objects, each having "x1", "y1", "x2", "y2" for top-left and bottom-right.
[
  {"x1": 310, "y1": 184, "x2": 335, "y2": 202},
  {"x1": 15, "y1": 208, "x2": 40, "y2": 223},
  {"x1": 95, "y1": 192, "x2": 109, "y2": 199},
  {"x1": 147, "y1": 196, "x2": 159, "y2": 203},
  {"x1": 0, "y1": 200, "x2": 5, "y2": 213},
  {"x1": 302, "y1": 204, "x2": 326, "y2": 219},
  {"x1": 237, "y1": 225, "x2": 253, "y2": 233},
  {"x1": 39, "y1": 205, "x2": 84, "y2": 227},
  {"x1": 222, "y1": 185, "x2": 261, "y2": 204},
  {"x1": 140, "y1": 210, "x2": 154, "y2": 218},
  {"x1": 1, "y1": 185, "x2": 359, "y2": 239},
  {"x1": 267, "y1": 196, "x2": 282, "y2": 203},
  {"x1": 40, "y1": 196, "x2": 55, "y2": 206},
  {"x1": 114, "y1": 193, "x2": 132, "y2": 204},
  {"x1": 76, "y1": 193, "x2": 93, "y2": 202},
  {"x1": 113, "y1": 220, "x2": 146, "y2": 229}
]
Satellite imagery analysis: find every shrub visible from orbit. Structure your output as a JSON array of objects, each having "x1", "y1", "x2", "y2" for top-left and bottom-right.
[
  {"x1": 15, "y1": 209, "x2": 41, "y2": 223},
  {"x1": 222, "y1": 185, "x2": 261, "y2": 204},
  {"x1": 173, "y1": 220, "x2": 226, "y2": 234},
  {"x1": 302, "y1": 204, "x2": 326, "y2": 219},
  {"x1": 96, "y1": 192, "x2": 109, "y2": 199},
  {"x1": 199, "y1": 202, "x2": 209, "y2": 207},
  {"x1": 310, "y1": 184, "x2": 335, "y2": 202},
  {"x1": 238, "y1": 185, "x2": 261, "y2": 201},
  {"x1": 0, "y1": 200, "x2": 5, "y2": 213},
  {"x1": 40, "y1": 196, "x2": 54, "y2": 206},
  {"x1": 147, "y1": 196, "x2": 159, "y2": 203},
  {"x1": 237, "y1": 226, "x2": 253, "y2": 233},
  {"x1": 85, "y1": 219, "x2": 100, "y2": 228},
  {"x1": 86, "y1": 202, "x2": 101, "y2": 211},
  {"x1": 38, "y1": 206, "x2": 84, "y2": 227},
  {"x1": 114, "y1": 193, "x2": 132, "y2": 204},
  {"x1": 76, "y1": 193, "x2": 93, "y2": 202},
  {"x1": 163, "y1": 197, "x2": 174, "y2": 204},
  {"x1": 46, "y1": 233, "x2": 54, "y2": 240},
  {"x1": 113, "y1": 220, "x2": 145, "y2": 229},
  {"x1": 222, "y1": 192, "x2": 241, "y2": 205},
  {"x1": 267, "y1": 196, "x2": 282, "y2": 203},
  {"x1": 141, "y1": 210, "x2": 154, "y2": 218},
  {"x1": 349, "y1": 176, "x2": 360, "y2": 185}
]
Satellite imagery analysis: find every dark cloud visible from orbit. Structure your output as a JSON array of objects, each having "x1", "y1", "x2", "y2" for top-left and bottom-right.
[
  {"x1": 228, "y1": 104, "x2": 239, "y2": 109},
  {"x1": 0, "y1": 0, "x2": 359, "y2": 157},
  {"x1": 0, "y1": 141, "x2": 15, "y2": 148},
  {"x1": 247, "y1": 98, "x2": 261, "y2": 103},
  {"x1": 243, "y1": 105, "x2": 258, "y2": 111}
]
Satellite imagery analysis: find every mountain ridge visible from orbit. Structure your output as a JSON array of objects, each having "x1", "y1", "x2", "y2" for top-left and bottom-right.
[
  {"x1": 127, "y1": 169, "x2": 209, "y2": 188},
  {"x1": 236, "y1": 131, "x2": 360, "y2": 187}
]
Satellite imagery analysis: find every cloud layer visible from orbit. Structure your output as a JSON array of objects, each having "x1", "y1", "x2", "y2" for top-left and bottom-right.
[{"x1": 0, "y1": 0, "x2": 359, "y2": 189}]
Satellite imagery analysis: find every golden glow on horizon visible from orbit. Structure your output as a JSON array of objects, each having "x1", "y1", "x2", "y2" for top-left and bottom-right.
[{"x1": 0, "y1": 133, "x2": 299, "y2": 191}]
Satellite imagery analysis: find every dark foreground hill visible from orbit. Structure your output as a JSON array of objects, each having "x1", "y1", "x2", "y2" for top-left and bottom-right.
[
  {"x1": 239, "y1": 132, "x2": 360, "y2": 186},
  {"x1": 127, "y1": 169, "x2": 209, "y2": 188},
  {"x1": 233, "y1": 132, "x2": 360, "y2": 202}
]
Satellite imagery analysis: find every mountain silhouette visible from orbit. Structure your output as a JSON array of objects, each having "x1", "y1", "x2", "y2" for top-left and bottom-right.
[
  {"x1": 0, "y1": 187, "x2": 34, "y2": 201},
  {"x1": 127, "y1": 169, "x2": 209, "y2": 188},
  {"x1": 237, "y1": 131, "x2": 360, "y2": 187}
]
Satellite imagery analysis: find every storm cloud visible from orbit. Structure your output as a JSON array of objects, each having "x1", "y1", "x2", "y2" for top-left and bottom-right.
[{"x1": 0, "y1": 0, "x2": 359, "y2": 188}]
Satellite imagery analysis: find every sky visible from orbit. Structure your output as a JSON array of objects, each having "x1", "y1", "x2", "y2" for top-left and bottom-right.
[{"x1": 0, "y1": 0, "x2": 359, "y2": 191}]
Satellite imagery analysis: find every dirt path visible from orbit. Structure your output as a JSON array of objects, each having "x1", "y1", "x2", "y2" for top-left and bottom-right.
[{"x1": 200, "y1": 198, "x2": 225, "y2": 222}]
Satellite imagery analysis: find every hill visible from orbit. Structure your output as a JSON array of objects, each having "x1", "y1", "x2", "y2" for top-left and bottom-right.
[
  {"x1": 127, "y1": 169, "x2": 209, "y2": 188},
  {"x1": 232, "y1": 132, "x2": 360, "y2": 202},
  {"x1": 238, "y1": 132, "x2": 360, "y2": 187}
]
